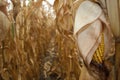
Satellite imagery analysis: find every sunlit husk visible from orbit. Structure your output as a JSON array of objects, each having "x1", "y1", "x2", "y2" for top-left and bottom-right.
[{"x1": 74, "y1": 1, "x2": 114, "y2": 65}]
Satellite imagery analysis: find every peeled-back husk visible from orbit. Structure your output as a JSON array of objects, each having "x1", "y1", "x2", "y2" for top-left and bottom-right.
[{"x1": 74, "y1": 1, "x2": 114, "y2": 65}]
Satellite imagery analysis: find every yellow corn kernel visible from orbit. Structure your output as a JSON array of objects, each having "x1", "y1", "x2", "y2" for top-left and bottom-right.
[
  {"x1": 92, "y1": 32, "x2": 105, "y2": 64},
  {"x1": 96, "y1": 49, "x2": 102, "y2": 63},
  {"x1": 93, "y1": 52, "x2": 98, "y2": 62}
]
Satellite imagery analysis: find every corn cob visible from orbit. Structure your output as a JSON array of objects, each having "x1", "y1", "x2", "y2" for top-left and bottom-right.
[
  {"x1": 92, "y1": 33, "x2": 104, "y2": 64},
  {"x1": 93, "y1": 50, "x2": 99, "y2": 63}
]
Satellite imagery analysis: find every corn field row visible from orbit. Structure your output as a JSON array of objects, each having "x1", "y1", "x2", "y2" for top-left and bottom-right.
[{"x1": 0, "y1": 0, "x2": 82, "y2": 80}]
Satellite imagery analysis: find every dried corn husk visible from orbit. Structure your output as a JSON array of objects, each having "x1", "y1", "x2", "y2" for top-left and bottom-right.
[
  {"x1": 74, "y1": 1, "x2": 114, "y2": 65},
  {"x1": 0, "y1": 0, "x2": 7, "y2": 6},
  {"x1": 74, "y1": 1, "x2": 102, "y2": 35},
  {"x1": 0, "y1": 11, "x2": 10, "y2": 41}
]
